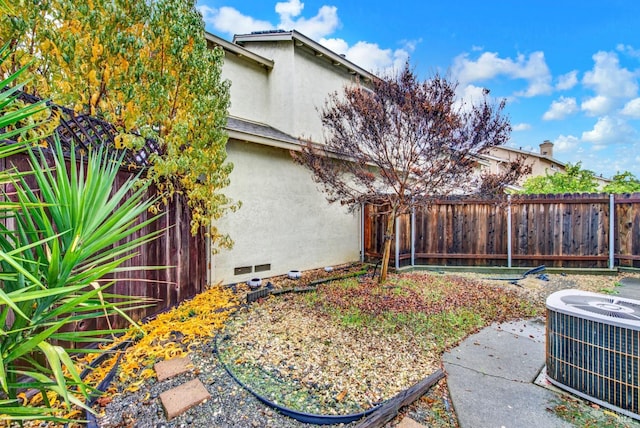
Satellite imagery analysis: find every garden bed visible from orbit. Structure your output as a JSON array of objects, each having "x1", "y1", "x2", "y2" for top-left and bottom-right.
[
  {"x1": 215, "y1": 271, "x2": 537, "y2": 420},
  {"x1": 89, "y1": 267, "x2": 640, "y2": 427}
]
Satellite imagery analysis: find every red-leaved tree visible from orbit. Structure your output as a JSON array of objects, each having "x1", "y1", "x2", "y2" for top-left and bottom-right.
[{"x1": 294, "y1": 63, "x2": 527, "y2": 282}]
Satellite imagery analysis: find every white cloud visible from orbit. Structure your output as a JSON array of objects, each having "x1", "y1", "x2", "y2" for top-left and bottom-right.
[
  {"x1": 320, "y1": 38, "x2": 413, "y2": 75},
  {"x1": 556, "y1": 71, "x2": 578, "y2": 90},
  {"x1": 617, "y1": 44, "x2": 640, "y2": 58},
  {"x1": 275, "y1": 0, "x2": 304, "y2": 17},
  {"x1": 543, "y1": 96, "x2": 578, "y2": 120},
  {"x1": 553, "y1": 135, "x2": 580, "y2": 153},
  {"x1": 199, "y1": 6, "x2": 274, "y2": 35},
  {"x1": 319, "y1": 37, "x2": 349, "y2": 55},
  {"x1": 583, "y1": 51, "x2": 638, "y2": 98},
  {"x1": 576, "y1": 51, "x2": 640, "y2": 116},
  {"x1": 581, "y1": 95, "x2": 615, "y2": 116},
  {"x1": 621, "y1": 98, "x2": 640, "y2": 118},
  {"x1": 198, "y1": 2, "x2": 338, "y2": 40},
  {"x1": 279, "y1": 5, "x2": 340, "y2": 40},
  {"x1": 512, "y1": 123, "x2": 531, "y2": 131},
  {"x1": 581, "y1": 116, "x2": 636, "y2": 148},
  {"x1": 451, "y1": 51, "x2": 552, "y2": 97},
  {"x1": 199, "y1": 2, "x2": 410, "y2": 73},
  {"x1": 346, "y1": 41, "x2": 396, "y2": 73},
  {"x1": 454, "y1": 84, "x2": 491, "y2": 111},
  {"x1": 400, "y1": 38, "x2": 423, "y2": 53}
]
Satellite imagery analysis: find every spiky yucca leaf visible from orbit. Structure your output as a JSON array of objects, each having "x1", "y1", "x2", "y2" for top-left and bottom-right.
[{"x1": 0, "y1": 45, "x2": 164, "y2": 422}]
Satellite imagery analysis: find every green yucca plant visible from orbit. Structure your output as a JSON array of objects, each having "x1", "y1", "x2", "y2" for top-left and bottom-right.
[{"x1": 0, "y1": 44, "x2": 163, "y2": 423}]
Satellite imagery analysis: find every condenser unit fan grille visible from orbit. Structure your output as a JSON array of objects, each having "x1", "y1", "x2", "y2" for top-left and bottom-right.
[{"x1": 546, "y1": 290, "x2": 640, "y2": 420}]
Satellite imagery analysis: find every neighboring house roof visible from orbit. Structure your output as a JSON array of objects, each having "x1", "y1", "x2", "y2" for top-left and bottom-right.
[
  {"x1": 233, "y1": 30, "x2": 376, "y2": 83},
  {"x1": 487, "y1": 144, "x2": 566, "y2": 169},
  {"x1": 226, "y1": 116, "x2": 301, "y2": 150},
  {"x1": 484, "y1": 142, "x2": 611, "y2": 186}
]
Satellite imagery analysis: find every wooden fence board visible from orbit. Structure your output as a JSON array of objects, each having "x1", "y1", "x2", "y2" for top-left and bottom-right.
[{"x1": 0, "y1": 153, "x2": 207, "y2": 334}]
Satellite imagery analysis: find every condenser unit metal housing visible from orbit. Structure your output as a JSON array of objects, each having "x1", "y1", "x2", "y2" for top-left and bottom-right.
[{"x1": 546, "y1": 289, "x2": 640, "y2": 420}]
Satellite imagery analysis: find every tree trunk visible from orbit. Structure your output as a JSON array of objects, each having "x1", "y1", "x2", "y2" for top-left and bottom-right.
[{"x1": 379, "y1": 207, "x2": 396, "y2": 283}]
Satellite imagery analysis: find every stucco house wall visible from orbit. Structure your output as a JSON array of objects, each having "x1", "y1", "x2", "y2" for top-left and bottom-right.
[
  {"x1": 484, "y1": 141, "x2": 610, "y2": 189},
  {"x1": 212, "y1": 139, "x2": 360, "y2": 284},
  {"x1": 206, "y1": 31, "x2": 372, "y2": 285},
  {"x1": 219, "y1": 51, "x2": 271, "y2": 124},
  {"x1": 234, "y1": 32, "x2": 372, "y2": 143}
]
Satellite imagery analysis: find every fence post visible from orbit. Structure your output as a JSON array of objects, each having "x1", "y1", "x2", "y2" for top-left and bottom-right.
[
  {"x1": 395, "y1": 214, "x2": 400, "y2": 270},
  {"x1": 411, "y1": 205, "x2": 415, "y2": 266},
  {"x1": 609, "y1": 194, "x2": 615, "y2": 269},
  {"x1": 206, "y1": 231, "x2": 212, "y2": 286},
  {"x1": 507, "y1": 195, "x2": 512, "y2": 268},
  {"x1": 360, "y1": 203, "x2": 365, "y2": 263}
]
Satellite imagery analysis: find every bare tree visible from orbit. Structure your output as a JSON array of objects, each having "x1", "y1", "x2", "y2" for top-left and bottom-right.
[
  {"x1": 294, "y1": 63, "x2": 523, "y2": 282},
  {"x1": 478, "y1": 155, "x2": 532, "y2": 197}
]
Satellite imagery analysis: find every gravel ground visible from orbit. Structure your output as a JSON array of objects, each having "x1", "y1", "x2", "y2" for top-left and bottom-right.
[
  {"x1": 96, "y1": 333, "x2": 450, "y2": 428},
  {"x1": 96, "y1": 268, "x2": 640, "y2": 428},
  {"x1": 97, "y1": 339, "x2": 326, "y2": 428}
]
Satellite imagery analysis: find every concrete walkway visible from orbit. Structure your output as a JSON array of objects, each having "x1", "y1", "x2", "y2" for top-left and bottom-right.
[
  {"x1": 443, "y1": 319, "x2": 571, "y2": 428},
  {"x1": 443, "y1": 280, "x2": 640, "y2": 428}
]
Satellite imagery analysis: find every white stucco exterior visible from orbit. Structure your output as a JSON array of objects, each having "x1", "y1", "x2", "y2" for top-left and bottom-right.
[
  {"x1": 219, "y1": 51, "x2": 271, "y2": 124},
  {"x1": 222, "y1": 31, "x2": 373, "y2": 142},
  {"x1": 206, "y1": 31, "x2": 374, "y2": 284},
  {"x1": 213, "y1": 140, "x2": 360, "y2": 284}
]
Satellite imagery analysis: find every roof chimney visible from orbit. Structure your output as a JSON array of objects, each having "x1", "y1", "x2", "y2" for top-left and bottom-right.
[{"x1": 540, "y1": 140, "x2": 553, "y2": 158}]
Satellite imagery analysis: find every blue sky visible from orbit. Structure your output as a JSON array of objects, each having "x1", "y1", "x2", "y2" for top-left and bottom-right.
[{"x1": 197, "y1": 0, "x2": 640, "y2": 179}]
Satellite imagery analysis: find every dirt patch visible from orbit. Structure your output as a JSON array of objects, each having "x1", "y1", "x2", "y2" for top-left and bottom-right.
[{"x1": 451, "y1": 270, "x2": 638, "y2": 311}]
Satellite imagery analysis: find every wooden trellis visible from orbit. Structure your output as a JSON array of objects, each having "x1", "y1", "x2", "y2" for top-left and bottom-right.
[{"x1": 17, "y1": 91, "x2": 161, "y2": 168}]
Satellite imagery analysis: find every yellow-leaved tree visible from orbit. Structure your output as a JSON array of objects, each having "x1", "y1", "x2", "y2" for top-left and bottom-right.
[{"x1": 1, "y1": 0, "x2": 237, "y2": 247}]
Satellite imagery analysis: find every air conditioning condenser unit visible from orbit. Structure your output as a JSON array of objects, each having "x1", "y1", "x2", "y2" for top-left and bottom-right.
[{"x1": 547, "y1": 289, "x2": 640, "y2": 420}]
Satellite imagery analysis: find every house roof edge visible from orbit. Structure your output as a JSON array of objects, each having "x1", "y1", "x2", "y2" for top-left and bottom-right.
[
  {"x1": 233, "y1": 30, "x2": 376, "y2": 82},
  {"x1": 205, "y1": 32, "x2": 274, "y2": 69}
]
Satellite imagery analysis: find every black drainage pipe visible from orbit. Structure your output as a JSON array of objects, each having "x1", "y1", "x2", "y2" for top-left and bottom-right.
[
  {"x1": 213, "y1": 334, "x2": 380, "y2": 425},
  {"x1": 486, "y1": 265, "x2": 546, "y2": 281},
  {"x1": 85, "y1": 347, "x2": 128, "y2": 428},
  {"x1": 61, "y1": 339, "x2": 133, "y2": 428}
]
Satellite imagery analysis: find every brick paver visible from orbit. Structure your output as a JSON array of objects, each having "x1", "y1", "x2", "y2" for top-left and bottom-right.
[
  {"x1": 159, "y1": 378, "x2": 211, "y2": 420},
  {"x1": 396, "y1": 416, "x2": 427, "y2": 428},
  {"x1": 154, "y1": 356, "x2": 192, "y2": 382}
]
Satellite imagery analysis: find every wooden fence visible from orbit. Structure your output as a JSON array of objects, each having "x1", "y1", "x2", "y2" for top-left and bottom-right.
[
  {"x1": 4, "y1": 92, "x2": 207, "y2": 335},
  {"x1": 1, "y1": 152, "x2": 207, "y2": 335},
  {"x1": 102, "y1": 179, "x2": 208, "y2": 330},
  {"x1": 364, "y1": 193, "x2": 640, "y2": 269}
]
